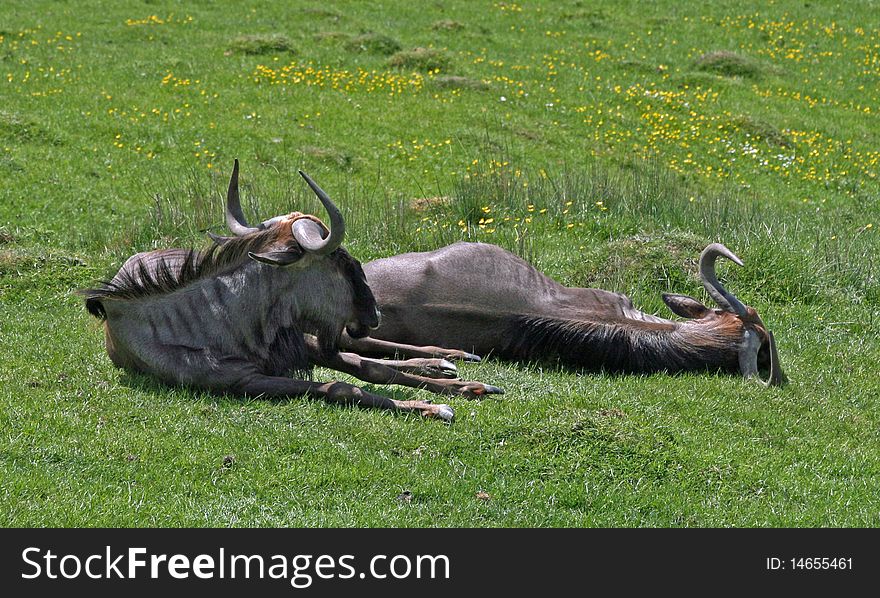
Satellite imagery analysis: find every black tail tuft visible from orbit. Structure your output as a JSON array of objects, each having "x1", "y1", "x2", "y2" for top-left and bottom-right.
[{"x1": 79, "y1": 288, "x2": 108, "y2": 320}]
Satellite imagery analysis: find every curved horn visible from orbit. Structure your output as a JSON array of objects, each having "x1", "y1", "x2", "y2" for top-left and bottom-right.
[
  {"x1": 739, "y1": 329, "x2": 784, "y2": 387},
  {"x1": 699, "y1": 243, "x2": 748, "y2": 316},
  {"x1": 225, "y1": 159, "x2": 260, "y2": 236},
  {"x1": 294, "y1": 171, "x2": 345, "y2": 255},
  {"x1": 291, "y1": 218, "x2": 332, "y2": 253}
]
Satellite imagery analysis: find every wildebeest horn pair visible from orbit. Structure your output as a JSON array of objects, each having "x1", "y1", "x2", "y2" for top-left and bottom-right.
[
  {"x1": 224, "y1": 158, "x2": 345, "y2": 255},
  {"x1": 700, "y1": 243, "x2": 783, "y2": 386}
]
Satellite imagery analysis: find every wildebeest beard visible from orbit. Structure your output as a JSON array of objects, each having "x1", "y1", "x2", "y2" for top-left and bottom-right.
[{"x1": 261, "y1": 323, "x2": 312, "y2": 378}]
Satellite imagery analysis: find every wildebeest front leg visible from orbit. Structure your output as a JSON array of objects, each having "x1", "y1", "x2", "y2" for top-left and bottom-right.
[
  {"x1": 339, "y1": 334, "x2": 482, "y2": 362},
  {"x1": 233, "y1": 374, "x2": 454, "y2": 421},
  {"x1": 311, "y1": 349, "x2": 504, "y2": 400},
  {"x1": 358, "y1": 356, "x2": 459, "y2": 378},
  {"x1": 306, "y1": 334, "x2": 460, "y2": 378}
]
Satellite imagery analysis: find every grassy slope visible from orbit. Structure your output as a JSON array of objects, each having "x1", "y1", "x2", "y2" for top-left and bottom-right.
[{"x1": 1, "y1": 0, "x2": 878, "y2": 526}]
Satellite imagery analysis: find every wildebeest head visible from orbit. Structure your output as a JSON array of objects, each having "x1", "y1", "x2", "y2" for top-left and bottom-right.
[
  {"x1": 661, "y1": 243, "x2": 784, "y2": 386},
  {"x1": 219, "y1": 159, "x2": 380, "y2": 344}
]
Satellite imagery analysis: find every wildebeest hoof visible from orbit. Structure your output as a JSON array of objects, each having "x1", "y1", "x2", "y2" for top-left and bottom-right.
[
  {"x1": 421, "y1": 402, "x2": 454, "y2": 421},
  {"x1": 401, "y1": 399, "x2": 454, "y2": 421},
  {"x1": 394, "y1": 358, "x2": 458, "y2": 378},
  {"x1": 430, "y1": 359, "x2": 458, "y2": 378},
  {"x1": 459, "y1": 382, "x2": 504, "y2": 399},
  {"x1": 434, "y1": 404, "x2": 455, "y2": 422},
  {"x1": 410, "y1": 358, "x2": 459, "y2": 378}
]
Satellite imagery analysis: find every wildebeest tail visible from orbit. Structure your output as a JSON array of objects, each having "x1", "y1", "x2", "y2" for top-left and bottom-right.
[{"x1": 79, "y1": 287, "x2": 109, "y2": 320}]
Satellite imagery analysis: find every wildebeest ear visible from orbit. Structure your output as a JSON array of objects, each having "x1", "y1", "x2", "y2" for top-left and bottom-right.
[
  {"x1": 207, "y1": 231, "x2": 233, "y2": 245},
  {"x1": 662, "y1": 293, "x2": 711, "y2": 319},
  {"x1": 248, "y1": 250, "x2": 304, "y2": 267}
]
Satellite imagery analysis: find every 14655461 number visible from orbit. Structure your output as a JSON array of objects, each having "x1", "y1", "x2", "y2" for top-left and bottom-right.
[{"x1": 790, "y1": 557, "x2": 852, "y2": 570}]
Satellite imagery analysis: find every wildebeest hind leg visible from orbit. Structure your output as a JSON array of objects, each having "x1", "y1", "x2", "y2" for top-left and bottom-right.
[
  {"x1": 339, "y1": 334, "x2": 482, "y2": 362},
  {"x1": 360, "y1": 356, "x2": 459, "y2": 378},
  {"x1": 233, "y1": 373, "x2": 455, "y2": 421},
  {"x1": 311, "y1": 350, "x2": 504, "y2": 400}
]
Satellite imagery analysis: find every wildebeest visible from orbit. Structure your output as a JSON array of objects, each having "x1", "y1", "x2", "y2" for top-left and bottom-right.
[
  {"x1": 341, "y1": 241, "x2": 784, "y2": 386},
  {"x1": 82, "y1": 161, "x2": 502, "y2": 421}
]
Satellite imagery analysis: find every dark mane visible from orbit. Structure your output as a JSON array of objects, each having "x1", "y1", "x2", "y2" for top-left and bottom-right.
[
  {"x1": 82, "y1": 229, "x2": 282, "y2": 320},
  {"x1": 501, "y1": 315, "x2": 740, "y2": 374}
]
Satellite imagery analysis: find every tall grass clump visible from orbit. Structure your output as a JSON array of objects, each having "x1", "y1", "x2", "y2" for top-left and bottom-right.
[{"x1": 227, "y1": 33, "x2": 296, "y2": 55}]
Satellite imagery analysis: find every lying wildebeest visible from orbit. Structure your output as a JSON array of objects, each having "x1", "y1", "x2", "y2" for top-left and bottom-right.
[
  {"x1": 82, "y1": 161, "x2": 502, "y2": 421},
  {"x1": 340, "y1": 241, "x2": 783, "y2": 386}
]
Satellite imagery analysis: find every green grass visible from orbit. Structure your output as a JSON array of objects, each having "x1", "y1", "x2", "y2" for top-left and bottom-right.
[{"x1": 1, "y1": 0, "x2": 878, "y2": 527}]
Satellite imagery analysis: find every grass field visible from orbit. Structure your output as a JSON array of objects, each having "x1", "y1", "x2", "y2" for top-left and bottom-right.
[{"x1": 1, "y1": 0, "x2": 878, "y2": 526}]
